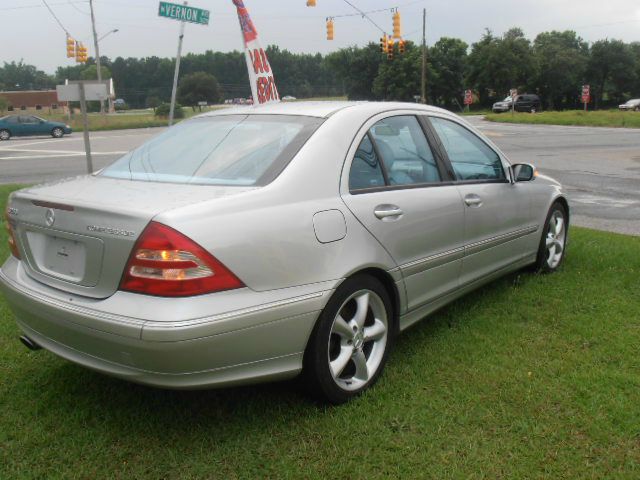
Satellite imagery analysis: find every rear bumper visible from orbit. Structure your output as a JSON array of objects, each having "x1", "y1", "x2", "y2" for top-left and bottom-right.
[{"x1": 0, "y1": 257, "x2": 333, "y2": 389}]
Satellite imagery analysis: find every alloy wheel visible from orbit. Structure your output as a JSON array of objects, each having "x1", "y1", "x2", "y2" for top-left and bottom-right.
[
  {"x1": 328, "y1": 289, "x2": 388, "y2": 391},
  {"x1": 545, "y1": 209, "x2": 566, "y2": 269},
  {"x1": 0, "y1": 130, "x2": 9, "y2": 141}
]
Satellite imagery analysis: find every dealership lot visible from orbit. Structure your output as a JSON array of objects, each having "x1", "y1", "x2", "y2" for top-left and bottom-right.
[{"x1": 0, "y1": 118, "x2": 639, "y2": 236}]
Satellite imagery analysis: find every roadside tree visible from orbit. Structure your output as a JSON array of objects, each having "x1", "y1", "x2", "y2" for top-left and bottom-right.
[
  {"x1": 533, "y1": 31, "x2": 589, "y2": 109},
  {"x1": 177, "y1": 72, "x2": 222, "y2": 107}
]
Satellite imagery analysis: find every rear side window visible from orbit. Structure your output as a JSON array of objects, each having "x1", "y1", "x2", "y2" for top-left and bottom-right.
[
  {"x1": 349, "y1": 135, "x2": 386, "y2": 190},
  {"x1": 349, "y1": 115, "x2": 442, "y2": 192},
  {"x1": 429, "y1": 117, "x2": 505, "y2": 182},
  {"x1": 100, "y1": 115, "x2": 323, "y2": 186},
  {"x1": 369, "y1": 116, "x2": 441, "y2": 186}
]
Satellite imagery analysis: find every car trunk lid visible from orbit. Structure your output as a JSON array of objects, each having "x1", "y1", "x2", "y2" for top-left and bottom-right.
[{"x1": 9, "y1": 176, "x2": 255, "y2": 299}]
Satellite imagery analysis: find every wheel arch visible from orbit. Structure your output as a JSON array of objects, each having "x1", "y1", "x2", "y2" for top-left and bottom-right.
[
  {"x1": 552, "y1": 195, "x2": 570, "y2": 224},
  {"x1": 343, "y1": 267, "x2": 402, "y2": 334}
]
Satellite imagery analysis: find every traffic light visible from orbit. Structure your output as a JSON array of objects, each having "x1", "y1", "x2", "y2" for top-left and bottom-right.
[
  {"x1": 392, "y1": 11, "x2": 402, "y2": 39},
  {"x1": 306, "y1": 0, "x2": 316, "y2": 6},
  {"x1": 76, "y1": 42, "x2": 88, "y2": 63},
  {"x1": 387, "y1": 38, "x2": 395, "y2": 60},
  {"x1": 380, "y1": 34, "x2": 388, "y2": 54},
  {"x1": 66, "y1": 35, "x2": 75, "y2": 58},
  {"x1": 398, "y1": 39, "x2": 405, "y2": 55},
  {"x1": 326, "y1": 18, "x2": 334, "y2": 40}
]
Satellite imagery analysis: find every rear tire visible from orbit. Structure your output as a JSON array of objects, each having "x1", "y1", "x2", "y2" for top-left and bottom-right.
[
  {"x1": 51, "y1": 127, "x2": 64, "y2": 138},
  {"x1": 303, "y1": 275, "x2": 394, "y2": 404},
  {"x1": 0, "y1": 129, "x2": 10, "y2": 141},
  {"x1": 534, "y1": 201, "x2": 568, "y2": 273}
]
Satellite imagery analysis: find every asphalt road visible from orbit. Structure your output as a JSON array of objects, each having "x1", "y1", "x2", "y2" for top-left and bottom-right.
[
  {"x1": 0, "y1": 128, "x2": 164, "y2": 185},
  {"x1": 465, "y1": 116, "x2": 640, "y2": 236},
  {"x1": 0, "y1": 119, "x2": 638, "y2": 236}
]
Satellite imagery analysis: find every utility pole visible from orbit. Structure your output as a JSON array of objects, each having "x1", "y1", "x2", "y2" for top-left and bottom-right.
[
  {"x1": 78, "y1": 83, "x2": 94, "y2": 174},
  {"x1": 88, "y1": 0, "x2": 105, "y2": 114},
  {"x1": 421, "y1": 8, "x2": 427, "y2": 104},
  {"x1": 169, "y1": 2, "x2": 187, "y2": 127}
]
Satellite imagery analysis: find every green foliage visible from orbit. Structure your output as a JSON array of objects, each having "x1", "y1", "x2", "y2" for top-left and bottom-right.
[
  {"x1": 533, "y1": 31, "x2": 589, "y2": 109},
  {"x1": 0, "y1": 61, "x2": 54, "y2": 91},
  {"x1": 586, "y1": 39, "x2": 638, "y2": 107},
  {"x1": 146, "y1": 96, "x2": 162, "y2": 109},
  {"x1": 429, "y1": 37, "x2": 469, "y2": 107},
  {"x1": 325, "y1": 43, "x2": 384, "y2": 100},
  {"x1": 177, "y1": 72, "x2": 222, "y2": 106},
  {"x1": 80, "y1": 64, "x2": 112, "y2": 81},
  {"x1": 4, "y1": 32, "x2": 640, "y2": 112},
  {"x1": 466, "y1": 28, "x2": 536, "y2": 106},
  {"x1": 373, "y1": 41, "x2": 422, "y2": 101},
  {"x1": 154, "y1": 102, "x2": 184, "y2": 118}
]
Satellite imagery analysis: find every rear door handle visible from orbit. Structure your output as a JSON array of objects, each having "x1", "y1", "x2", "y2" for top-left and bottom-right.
[
  {"x1": 374, "y1": 204, "x2": 404, "y2": 220},
  {"x1": 464, "y1": 194, "x2": 483, "y2": 207}
]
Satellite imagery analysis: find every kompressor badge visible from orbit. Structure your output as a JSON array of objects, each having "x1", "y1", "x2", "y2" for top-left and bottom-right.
[{"x1": 87, "y1": 225, "x2": 135, "y2": 237}]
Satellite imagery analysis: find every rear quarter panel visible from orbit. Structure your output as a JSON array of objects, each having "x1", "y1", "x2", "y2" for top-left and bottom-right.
[{"x1": 155, "y1": 108, "x2": 401, "y2": 293}]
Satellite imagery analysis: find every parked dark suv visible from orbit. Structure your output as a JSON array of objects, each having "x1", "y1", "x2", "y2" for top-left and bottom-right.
[{"x1": 514, "y1": 94, "x2": 541, "y2": 113}]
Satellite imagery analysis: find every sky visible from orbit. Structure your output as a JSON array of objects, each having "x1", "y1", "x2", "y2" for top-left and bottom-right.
[{"x1": 0, "y1": 0, "x2": 639, "y2": 74}]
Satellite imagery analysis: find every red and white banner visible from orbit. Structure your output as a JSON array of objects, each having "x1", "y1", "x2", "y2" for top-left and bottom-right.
[
  {"x1": 463, "y1": 90, "x2": 473, "y2": 105},
  {"x1": 232, "y1": 0, "x2": 280, "y2": 105},
  {"x1": 581, "y1": 85, "x2": 590, "y2": 104}
]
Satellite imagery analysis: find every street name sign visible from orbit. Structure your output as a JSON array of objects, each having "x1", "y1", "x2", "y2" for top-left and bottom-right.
[{"x1": 158, "y1": 2, "x2": 210, "y2": 25}]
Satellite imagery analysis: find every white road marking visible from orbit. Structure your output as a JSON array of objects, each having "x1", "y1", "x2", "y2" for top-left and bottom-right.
[
  {"x1": 0, "y1": 131, "x2": 159, "y2": 149},
  {"x1": 570, "y1": 193, "x2": 639, "y2": 208},
  {"x1": 0, "y1": 151, "x2": 128, "y2": 161}
]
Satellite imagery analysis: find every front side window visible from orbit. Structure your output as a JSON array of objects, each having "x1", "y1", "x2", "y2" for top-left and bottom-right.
[
  {"x1": 100, "y1": 114, "x2": 323, "y2": 186},
  {"x1": 429, "y1": 117, "x2": 505, "y2": 182}
]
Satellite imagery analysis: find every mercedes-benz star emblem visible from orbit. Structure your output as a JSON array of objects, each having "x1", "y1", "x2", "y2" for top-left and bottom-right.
[{"x1": 45, "y1": 208, "x2": 55, "y2": 227}]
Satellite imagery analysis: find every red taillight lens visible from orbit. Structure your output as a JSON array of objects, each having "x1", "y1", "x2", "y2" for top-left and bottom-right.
[
  {"x1": 119, "y1": 222, "x2": 244, "y2": 297},
  {"x1": 4, "y1": 209, "x2": 21, "y2": 259}
]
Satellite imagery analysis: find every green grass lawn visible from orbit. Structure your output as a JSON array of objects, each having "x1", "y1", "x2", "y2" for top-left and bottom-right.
[
  {"x1": 485, "y1": 109, "x2": 640, "y2": 128},
  {"x1": 1, "y1": 184, "x2": 639, "y2": 479}
]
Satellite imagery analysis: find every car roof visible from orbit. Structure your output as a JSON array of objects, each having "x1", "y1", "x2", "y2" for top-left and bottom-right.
[{"x1": 196, "y1": 101, "x2": 451, "y2": 119}]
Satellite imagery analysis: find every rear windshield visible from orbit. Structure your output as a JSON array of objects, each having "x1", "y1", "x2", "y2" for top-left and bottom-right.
[{"x1": 100, "y1": 114, "x2": 323, "y2": 186}]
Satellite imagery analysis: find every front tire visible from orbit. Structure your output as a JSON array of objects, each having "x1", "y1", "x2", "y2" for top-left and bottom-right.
[
  {"x1": 51, "y1": 127, "x2": 64, "y2": 138},
  {"x1": 534, "y1": 201, "x2": 568, "y2": 273},
  {"x1": 0, "y1": 129, "x2": 10, "y2": 141},
  {"x1": 303, "y1": 275, "x2": 394, "y2": 404}
]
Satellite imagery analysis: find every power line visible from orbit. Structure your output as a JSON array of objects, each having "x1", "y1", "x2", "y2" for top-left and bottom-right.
[
  {"x1": 67, "y1": 0, "x2": 90, "y2": 15},
  {"x1": 338, "y1": 0, "x2": 386, "y2": 34},
  {"x1": 332, "y1": 0, "x2": 424, "y2": 19},
  {"x1": 0, "y1": 0, "x2": 87, "y2": 11},
  {"x1": 41, "y1": 0, "x2": 71, "y2": 35}
]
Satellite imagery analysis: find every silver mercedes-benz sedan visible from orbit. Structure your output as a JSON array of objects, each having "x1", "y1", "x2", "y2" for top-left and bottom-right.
[{"x1": 1, "y1": 102, "x2": 569, "y2": 404}]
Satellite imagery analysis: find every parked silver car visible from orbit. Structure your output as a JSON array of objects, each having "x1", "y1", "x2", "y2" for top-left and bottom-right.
[
  {"x1": 619, "y1": 99, "x2": 640, "y2": 111},
  {"x1": 1, "y1": 102, "x2": 569, "y2": 403},
  {"x1": 492, "y1": 96, "x2": 513, "y2": 113}
]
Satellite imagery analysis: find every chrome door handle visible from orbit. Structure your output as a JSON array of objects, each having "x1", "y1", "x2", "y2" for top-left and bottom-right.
[
  {"x1": 464, "y1": 194, "x2": 483, "y2": 207},
  {"x1": 374, "y1": 205, "x2": 404, "y2": 220}
]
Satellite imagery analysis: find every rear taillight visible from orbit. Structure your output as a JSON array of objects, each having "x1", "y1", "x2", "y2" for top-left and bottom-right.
[
  {"x1": 4, "y1": 209, "x2": 21, "y2": 259},
  {"x1": 119, "y1": 221, "x2": 244, "y2": 297}
]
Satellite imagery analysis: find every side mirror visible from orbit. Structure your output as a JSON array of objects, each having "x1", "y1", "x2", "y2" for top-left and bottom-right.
[{"x1": 512, "y1": 163, "x2": 536, "y2": 182}]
